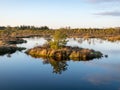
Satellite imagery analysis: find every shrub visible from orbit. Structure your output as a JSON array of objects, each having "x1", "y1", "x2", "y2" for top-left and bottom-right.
[{"x1": 49, "y1": 30, "x2": 68, "y2": 49}]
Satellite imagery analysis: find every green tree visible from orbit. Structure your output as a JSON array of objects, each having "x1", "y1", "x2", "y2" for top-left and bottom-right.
[{"x1": 49, "y1": 30, "x2": 67, "y2": 49}]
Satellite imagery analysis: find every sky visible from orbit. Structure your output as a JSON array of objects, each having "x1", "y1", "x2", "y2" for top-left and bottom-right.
[{"x1": 0, "y1": 0, "x2": 120, "y2": 28}]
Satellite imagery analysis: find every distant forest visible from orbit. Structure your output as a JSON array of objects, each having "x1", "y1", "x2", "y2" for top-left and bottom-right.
[
  {"x1": 0, "y1": 25, "x2": 49, "y2": 30},
  {"x1": 0, "y1": 25, "x2": 120, "y2": 31},
  {"x1": 0, "y1": 25, "x2": 120, "y2": 41}
]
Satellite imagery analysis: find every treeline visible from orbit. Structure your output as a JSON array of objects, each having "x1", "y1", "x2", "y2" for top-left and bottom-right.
[
  {"x1": 0, "y1": 25, "x2": 49, "y2": 30},
  {"x1": 61, "y1": 28, "x2": 120, "y2": 37},
  {"x1": 0, "y1": 25, "x2": 120, "y2": 39}
]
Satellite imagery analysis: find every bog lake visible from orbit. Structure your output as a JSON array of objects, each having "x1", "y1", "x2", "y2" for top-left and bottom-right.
[{"x1": 0, "y1": 37, "x2": 120, "y2": 90}]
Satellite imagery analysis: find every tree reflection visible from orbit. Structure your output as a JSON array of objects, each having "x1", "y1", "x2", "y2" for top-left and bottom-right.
[
  {"x1": 41, "y1": 56, "x2": 102, "y2": 74},
  {"x1": 73, "y1": 38, "x2": 116, "y2": 45},
  {"x1": 32, "y1": 53, "x2": 104, "y2": 75},
  {"x1": 6, "y1": 54, "x2": 11, "y2": 58},
  {"x1": 73, "y1": 38, "x2": 105, "y2": 45},
  {"x1": 43, "y1": 58, "x2": 68, "y2": 74}
]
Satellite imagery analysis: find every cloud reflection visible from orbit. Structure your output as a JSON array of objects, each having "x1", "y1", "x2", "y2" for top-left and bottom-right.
[{"x1": 83, "y1": 62, "x2": 120, "y2": 85}]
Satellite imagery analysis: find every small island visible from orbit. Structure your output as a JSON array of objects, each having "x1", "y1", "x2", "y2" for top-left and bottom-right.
[
  {"x1": 0, "y1": 28, "x2": 26, "y2": 55},
  {"x1": 0, "y1": 46, "x2": 26, "y2": 55},
  {"x1": 26, "y1": 31, "x2": 103, "y2": 60}
]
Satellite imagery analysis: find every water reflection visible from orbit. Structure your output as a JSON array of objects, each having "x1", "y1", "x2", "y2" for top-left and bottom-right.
[
  {"x1": 82, "y1": 62, "x2": 120, "y2": 86},
  {"x1": 0, "y1": 37, "x2": 120, "y2": 89},
  {"x1": 71, "y1": 38, "x2": 120, "y2": 45},
  {"x1": 17, "y1": 37, "x2": 120, "y2": 53},
  {"x1": 43, "y1": 58, "x2": 68, "y2": 74},
  {"x1": 70, "y1": 38, "x2": 104, "y2": 45},
  {"x1": 67, "y1": 38, "x2": 120, "y2": 54},
  {"x1": 6, "y1": 54, "x2": 11, "y2": 58},
  {"x1": 31, "y1": 56, "x2": 103, "y2": 74},
  {"x1": 17, "y1": 37, "x2": 47, "y2": 49}
]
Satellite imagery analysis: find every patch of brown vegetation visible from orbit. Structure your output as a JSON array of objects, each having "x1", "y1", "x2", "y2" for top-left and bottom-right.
[
  {"x1": 26, "y1": 46, "x2": 103, "y2": 60},
  {"x1": 107, "y1": 36, "x2": 120, "y2": 42},
  {"x1": 2, "y1": 37, "x2": 27, "y2": 44},
  {"x1": 0, "y1": 40, "x2": 4, "y2": 46}
]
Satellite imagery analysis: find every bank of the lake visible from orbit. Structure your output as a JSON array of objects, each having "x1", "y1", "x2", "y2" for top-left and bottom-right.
[
  {"x1": 0, "y1": 45, "x2": 26, "y2": 55},
  {"x1": 0, "y1": 37, "x2": 26, "y2": 55}
]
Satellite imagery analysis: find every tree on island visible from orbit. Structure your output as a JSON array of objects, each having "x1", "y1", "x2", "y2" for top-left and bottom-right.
[{"x1": 49, "y1": 30, "x2": 68, "y2": 49}]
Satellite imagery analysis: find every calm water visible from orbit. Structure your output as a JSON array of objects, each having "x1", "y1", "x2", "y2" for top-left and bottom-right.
[{"x1": 0, "y1": 37, "x2": 120, "y2": 90}]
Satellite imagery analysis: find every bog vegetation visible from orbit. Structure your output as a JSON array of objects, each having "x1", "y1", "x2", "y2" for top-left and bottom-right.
[{"x1": 0, "y1": 25, "x2": 120, "y2": 42}]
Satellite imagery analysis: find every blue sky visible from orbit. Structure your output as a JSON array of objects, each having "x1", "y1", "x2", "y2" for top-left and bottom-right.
[{"x1": 0, "y1": 0, "x2": 120, "y2": 28}]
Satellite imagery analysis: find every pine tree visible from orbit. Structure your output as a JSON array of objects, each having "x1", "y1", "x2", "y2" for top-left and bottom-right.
[{"x1": 49, "y1": 30, "x2": 67, "y2": 49}]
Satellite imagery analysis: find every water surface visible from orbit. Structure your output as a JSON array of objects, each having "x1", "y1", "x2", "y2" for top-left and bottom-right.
[{"x1": 0, "y1": 37, "x2": 120, "y2": 90}]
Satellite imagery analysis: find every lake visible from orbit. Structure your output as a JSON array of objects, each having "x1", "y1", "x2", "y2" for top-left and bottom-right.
[{"x1": 0, "y1": 37, "x2": 120, "y2": 90}]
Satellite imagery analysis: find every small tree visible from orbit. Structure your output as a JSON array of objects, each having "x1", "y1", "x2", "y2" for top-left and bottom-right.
[{"x1": 49, "y1": 30, "x2": 67, "y2": 49}]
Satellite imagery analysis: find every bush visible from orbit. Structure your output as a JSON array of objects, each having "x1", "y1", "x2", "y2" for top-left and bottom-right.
[{"x1": 49, "y1": 30, "x2": 68, "y2": 49}]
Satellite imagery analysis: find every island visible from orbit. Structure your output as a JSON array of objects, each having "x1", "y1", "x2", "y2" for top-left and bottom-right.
[{"x1": 26, "y1": 31, "x2": 103, "y2": 60}]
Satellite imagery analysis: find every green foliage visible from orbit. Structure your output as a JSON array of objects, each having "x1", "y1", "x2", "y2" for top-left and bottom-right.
[{"x1": 49, "y1": 31, "x2": 67, "y2": 49}]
